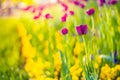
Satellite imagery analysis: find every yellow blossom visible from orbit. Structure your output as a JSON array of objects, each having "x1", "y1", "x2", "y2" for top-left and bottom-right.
[
  {"x1": 117, "y1": 77, "x2": 120, "y2": 80},
  {"x1": 74, "y1": 41, "x2": 84, "y2": 56},
  {"x1": 72, "y1": 75, "x2": 79, "y2": 80},
  {"x1": 17, "y1": 23, "x2": 27, "y2": 37},
  {"x1": 95, "y1": 63, "x2": 99, "y2": 69},
  {"x1": 38, "y1": 33, "x2": 44, "y2": 42}
]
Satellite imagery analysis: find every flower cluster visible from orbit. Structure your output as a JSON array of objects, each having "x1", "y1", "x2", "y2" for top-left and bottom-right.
[{"x1": 19, "y1": 0, "x2": 120, "y2": 80}]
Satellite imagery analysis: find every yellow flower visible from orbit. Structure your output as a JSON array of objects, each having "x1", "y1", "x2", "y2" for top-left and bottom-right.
[
  {"x1": 100, "y1": 64, "x2": 120, "y2": 80},
  {"x1": 27, "y1": 34, "x2": 32, "y2": 40},
  {"x1": 44, "y1": 61, "x2": 51, "y2": 69},
  {"x1": 115, "y1": 65, "x2": 120, "y2": 71},
  {"x1": 56, "y1": 43, "x2": 64, "y2": 51},
  {"x1": 96, "y1": 55, "x2": 102, "y2": 65},
  {"x1": 95, "y1": 63, "x2": 99, "y2": 69},
  {"x1": 50, "y1": 43, "x2": 54, "y2": 50},
  {"x1": 72, "y1": 75, "x2": 79, "y2": 80},
  {"x1": 34, "y1": 75, "x2": 46, "y2": 80},
  {"x1": 25, "y1": 57, "x2": 44, "y2": 78},
  {"x1": 100, "y1": 64, "x2": 111, "y2": 79},
  {"x1": 53, "y1": 52, "x2": 61, "y2": 72},
  {"x1": 55, "y1": 31, "x2": 62, "y2": 43},
  {"x1": 44, "y1": 48, "x2": 49, "y2": 56},
  {"x1": 117, "y1": 77, "x2": 120, "y2": 80},
  {"x1": 110, "y1": 68, "x2": 117, "y2": 79},
  {"x1": 74, "y1": 41, "x2": 84, "y2": 56},
  {"x1": 17, "y1": 23, "x2": 27, "y2": 37},
  {"x1": 38, "y1": 33, "x2": 44, "y2": 42},
  {"x1": 76, "y1": 68, "x2": 82, "y2": 76},
  {"x1": 32, "y1": 25, "x2": 40, "y2": 33}
]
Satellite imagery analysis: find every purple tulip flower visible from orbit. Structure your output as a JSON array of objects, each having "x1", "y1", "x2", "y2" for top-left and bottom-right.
[
  {"x1": 33, "y1": 12, "x2": 41, "y2": 20},
  {"x1": 23, "y1": 6, "x2": 32, "y2": 11},
  {"x1": 73, "y1": 1, "x2": 80, "y2": 6},
  {"x1": 76, "y1": 24, "x2": 88, "y2": 35},
  {"x1": 86, "y1": 8, "x2": 95, "y2": 16},
  {"x1": 69, "y1": 10, "x2": 74, "y2": 15},
  {"x1": 98, "y1": 0, "x2": 106, "y2": 6},
  {"x1": 61, "y1": 2, "x2": 68, "y2": 11},
  {"x1": 61, "y1": 28, "x2": 68, "y2": 35},
  {"x1": 61, "y1": 13, "x2": 68, "y2": 22},
  {"x1": 79, "y1": 3, "x2": 85, "y2": 8},
  {"x1": 45, "y1": 13, "x2": 53, "y2": 19},
  {"x1": 108, "y1": 0, "x2": 117, "y2": 5}
]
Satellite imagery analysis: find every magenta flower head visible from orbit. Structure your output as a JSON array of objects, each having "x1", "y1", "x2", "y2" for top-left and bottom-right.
[
  {"x1": 86, "y1": 8, "x2": 95, "y2": 16},
  {"x1": 84, "y1": 0, "x2": 88, "y2": 2},
  {"x1": 61, "y1": 2, "x2": 68, "y2": 11},
  {"x1": 61, "y1": 28, "x2": 68, "y2": 35},
  {"x1": 76, "y1": 24, "x2": 88, "y2": 35},
  {"x1": 69, "y1": 10, "x2": 74, "y2": 15},
  {"x1": 45, "y1": 13, "x2": 53, "y2": 19},
  {"x1": 33, "y1": 12, "x2": 41, "y2": 20},
  {"x1": 31, "y1": 8, "x2": 36, "y2": 13},
  {"x1": 98, "y1": 0, "x2": 106, "y2": 6},
  {"x1": 108, "y1": 0, "x2": 117, "y2": 5},
  {"x1": 79, "y1": 3, "x2": 85, "y2": 8},
  {"x1": 23, "y1": 6, "x2": 32, "y2": 11},
  {"x1": 61, "y1": 13, "x2": 68, "y2": 22},
  {"x1": 73, "y1": 1, "x2": 80, "y2": 6},
  {"x1": 38, "y1": 5, "x2": 45, "y2": 11}
]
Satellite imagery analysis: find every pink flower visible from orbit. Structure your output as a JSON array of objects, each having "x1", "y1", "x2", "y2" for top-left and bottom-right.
[
  {"x1": 22, "y1": 6, "x2": 32, "y2": 11},
  {"x1": 38, "y1": 5, "x2": 45, "y2": 11},
  {"x1": 61, "y1": 13, "x2": 68, "y2": 22},
  {"x1": 69, "y1": 10, "x2": 74, "y2": 15},
  {"x1": 61, "y1": 28, "x2": 68, "y2": 35},
  {"x1": 31, "y1": 8, "x2": 36, "y2": 13},
  {"x1": 79, "y1": 3, "x2": 85, "y2": 8},
  {"x1": 108, "y1": 0, "x2": 117, "y2": 5},
  {"x1": 73, "y1": 1, "x2": 80, "y2": 6},
  {"x1": 84, "y1": 0, "x2": 88, "y2": 2},
  {"x1": 45, "y1": 13, "x2": 53, "y2": 19},
  {"x1": 61, "y1": 3, "x2": 68, "y2": 11},
  {"x1": 76, "y1": 24, "x2": 88, "y2": 35},
  {"x1": 33, "y1": 12, "x2": 41, "y2": 20},
  {"x1": 86, "y1": 8, "x2": 95, "y2": 16},
  {"x1": 98, "y1": 0, "x2": 106, "y2": 6}
]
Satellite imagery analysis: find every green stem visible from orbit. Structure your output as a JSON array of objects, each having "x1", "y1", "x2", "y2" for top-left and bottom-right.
[
  {"x1": 82, "y1": 36, "x2": 88, "y2": 62},
  {"x1": 91, "y1": 16, "x2": 95, "y2": 32}
]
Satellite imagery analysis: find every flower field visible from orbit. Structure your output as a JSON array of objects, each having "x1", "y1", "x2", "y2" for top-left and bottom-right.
[{"x1": 0, "y1": 0, "x2": 120, "y2": 80}]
